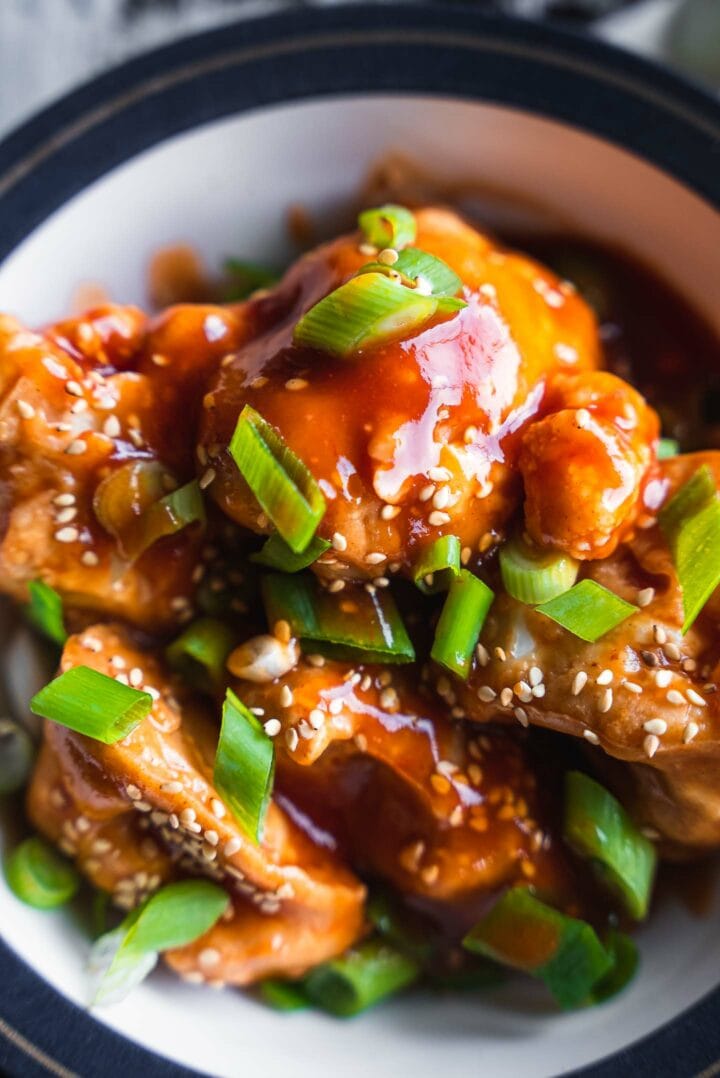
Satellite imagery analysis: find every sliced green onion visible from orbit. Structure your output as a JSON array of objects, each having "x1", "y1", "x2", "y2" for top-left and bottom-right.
[
  {"x1": 26, "y1": 580, "x2": 66, "y2": 646},
  {"x1": 367, "y1": 890, "x2": 435, "y2": 965},
  {"x1": 658, "y1": 437, "x2": 679, "y2": 460},
  {"x1": 589, "y1": 930, "x2": 639, "y2": 1003},
  {"x1": 94, "y1": 462, "x2": 205, "y2": 561},
  {"x1": 166, "y1": 617, "x2": 236, "y2": 689},
  {"x1": 91, "y1": 890, "x2": 111, "y2": 939},
  {"x1": 357, "y1": 247, "x2": 462, "y2": 298},
  {"x1": 223, "y1": 259, "x2": 279, "y2": 301},
  {"x1": 564, "y1": 771, "x2": 656, "y2": 920},
  {"x1": 431, "y1": 569, "x2": 494, "y2": 679},
  {"x1": 499, "y1": 536, "x2": 579, "y2": 605},
  {"x1": 251, "y1": 532, "x2": 331, "y2": 573},
  {"x1": 5, "y1": 836, "x2": 80, "y2": 909},
  {"x1": 463, "y1": 888, "x2": 612, "y2": 1010},
  {"x1": 30, "y1": 666, "x2": 152, "y2": 745},
  {"x1": 90, "y1": 879, "x2": 229, "y2": 1005},
  {"x1": 261, "y1": 573, "x2": 415, "y2": 663},
  {"x1": 229, "y1": 405, "x2": 325, "y2": 554},
  {"x1": 358, "y1": 204, "x2": 416, "y2": 250},
  {"x1": 302, "y1": 938, "x2": 419, "y2": 1017},
  {"x1": 0, "y1": 718, "x2": 35, "y2": 794},
  {"x1": 659, "y1": 465, "x2": 720, "y2": 633},
  {"x1": 293, "y1": 272, "x2": 465, "y2": 359},
  {"x1": 412, "y1": 535, "x2": 461, "y2": 594},
  {"x1": 214, "y1": 688, "x2": 275, "y2": 844},
  {"x1": 259, "y1": 979, "x2": 309, "y2": 1012},
  {"x1": 536, "y1": 579, "x2": 637, "y2": 643}
]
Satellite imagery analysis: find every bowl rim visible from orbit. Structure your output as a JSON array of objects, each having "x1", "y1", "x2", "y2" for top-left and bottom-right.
[{"x1": 1, "y1": 5, "x2": 720, "y2": 1076}]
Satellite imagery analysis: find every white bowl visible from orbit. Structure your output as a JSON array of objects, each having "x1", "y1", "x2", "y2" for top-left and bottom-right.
[{"x1": 1, "y1": 7, "x2": 719, "y2": 1077}]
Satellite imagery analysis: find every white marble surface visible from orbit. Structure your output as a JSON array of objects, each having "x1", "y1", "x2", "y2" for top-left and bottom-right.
[{"x1": 0, "y1": 0, "x2": 688, "y2": 140}]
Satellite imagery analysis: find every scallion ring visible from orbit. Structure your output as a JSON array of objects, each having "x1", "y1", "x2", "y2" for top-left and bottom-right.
[
  {"x1": 302, "y1": 938, "x2": 419, "y2": 1017},
  {"x1": 213, "y1": 689, "x2": 275, "y2": 844},
  {"x1": 358, "y1": 205, "x2": 416, "y2": 250},
  {"x1": 26, "y1": 580, "x2": 66, "y2": 646},
  {"x1": 30, "y1": 666, "x2": 152, "y2": 745},
  {"x1": 5, "y1": 836, "x2": 80, "y2": 910},
  {"x1": 659, "y1": 464, "x2": 720, "y2": 633},
  {"x1": 430, "y1": 570, "x2": 494, "y2": 679},
  {"x1": 499, "y1": 535, "x2": 579, "y2": 605},
  {"x1": 536, "y1": 579, "x2": 637, "y2": 643}
]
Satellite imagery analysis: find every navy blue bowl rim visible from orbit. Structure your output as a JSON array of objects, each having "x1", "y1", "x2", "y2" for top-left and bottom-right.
[{"x1": 1, "y1": 4, "x2": 719, "y2": 1076}]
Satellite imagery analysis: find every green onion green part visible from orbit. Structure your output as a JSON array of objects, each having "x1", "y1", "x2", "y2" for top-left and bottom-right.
[
  {"x1": 229, "y1": 405, "x2": 326, "y2": 554},
  {"x1": 659, "y1": 465, "x2": 720, "y2": 633},
  {"x1": 302, "y1": 938, "x2": 419, "y2": 1017},
  {"x1": 261, "y1": 573, "x2": 415, "y2": 663},
  {"x1": 463, "y1": 887, "x2": 612, "y2": 1010},
  {"x1": 412, "y1": 535, "x2": 462, "y2": 594},
  {"x1": 589, "y1": 930, "x2": 639, "y2": 1004},
  {"x1": 223, "y1": 259, "x2": 279, "y2": 301},
  {"x1": 358, "y1": 204, "x2": 416, "y2": 250},
  {"x1": 536, "y1": 579, "x2": 637, "y2": 643},
  {"x1": 564, "y1": 771, "x2": 656, "y2": 920},
  {"x1": 259, "y1": 979, "x2": 309, "y2": 1012},
  {"x1": 251, "y1": 532, "x2": 331, "y2": 573},
  {"x1": 26, "y1": 580, "x2": 66, "y2": 646},
  {"x1": 213, "y1": 688, "x2": 275, "y2": 844},
  {"x1": 166, "y1": 617, "x2": 236, "y2": 689},
  {"x1": 499, "y1": 536, "x2": 579, "y2": 605},
  {"x1": 657, "y1": 438, "x2": 679, "y2": 460},
  {"x1": 0, "y1": 718, "x2": 35, "y2": 795},
  {"x1": 430, "y1": 569, "x2": 494, "y2": 679},
  {"x1": 293, "y1": 272, "x2": 465, "y2": 359},
  {"x1": 5, "y1": 836, "x2": 80, "y2": 910},
  {"x1": 30, "y1": 666, "x2": 152, "y2": 745},
  {"x1": 357, "y1": 247, "x2": 462, "y2": 298},
  {"x1": 89, "y1": 879, "x2": 229, "y2": 1005}
]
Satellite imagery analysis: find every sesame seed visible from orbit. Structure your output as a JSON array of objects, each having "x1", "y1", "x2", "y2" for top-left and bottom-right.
[
  {"x1": 596, "y1": 669, "x2": 613, "y2": 686},
  {"x1": 210, "y1": 799, "x2": 226, "y2": 819},
  {"x1": 572, "y1": 671, "x2": 588, "y2": 696},
  {"x1": 664, "y1": 642, "x2": 682, "y2": 661},
  {"x1": 429, "y1": 467, "x2": 451, "y2": 482},
  {"x1": 309, "y1": 709, "x2": 325, "y2": 729},
  {"x1": 65, "y1": 439, "x2": 87, "y2": 456},
  {"x1": 377, "y1": 247, "x2": 399, "y2": 265},
  {"x1": 666, "y1": 689, "x2": 685, "y2": 706},
  {"x1": 381, "y1": 504, "x2": 401, "y2": 521},
  {"x1": 81, "y1": 636, "x2": 102, "y2": 653},
  {"x1": 55, "y1": 526, "x2": 79, "y2": 543},
  {"x1": 477, "y1": 686, "x2": 496, "y2": 702},
  {"x1": 532, "y1": 684, "x2": 546, "y2": 698},
  {"x1": 328, "y1": 579, "x2": 346, "y2": 593},
  {"x1": 623, "y1": 680, "x2": 643, "y2": 694},
  {"x1": 263, "y1": 719, "x2": 281, "y2": 737},
  {"x1": 331, "y1": 531, "x2": 348, "y2": 552},
  {"x1": 686, "y1": 688, "x2": 707, "y2": 707},
  {"x1": 644, "y1": 734, "x2": 660, "y2": 758},
  {"x1": 653, "y1": 625, "x2": 667, "y2": 645},
  {"x1": 583, "y1": 729, "x2": 600, "y2": 745},
  {"x1": 65, "y1": 380, "x2": 83, "y2": 397},
  {"x1": 53, "y1": 493, "x2": 76, "y2": 507},
  {"x1": 16, "y1": 400, "x2": 35, "y2": 419},
  {"x1": 199, "y1": 468, "x2": 216, "y2": 490},
  {"x1": 419, "y1": 484, "x2": 435, "y2": 502},
  {"x1": 128, "y1": 667, "x2": 143, "y2": 687},
  {"x1": 224, "y1": 837, "x2": 242, "y2": 856},
  {"x1": 515, "y1": 681, "x2": 532, "y2": 703},
  {"x1": 199, "y1": 948, "x2": 220, "y2": 969},
  {"x1": 636, "y1": 587, "x2": 655, "y2": 607},
  {"x1": 599, "y1": 688, "x2": 613, "y2": 713},
  {"x1": 126, "y1": 784, "x2": 142, "y2": 801},
  {"x1": 179, "y1": 808, "x2": 197, "y2": 826},
  {"x1": 643, "y1": 718, "x2": 667, "y2": 735},
  {"x1": 499, "y1": 687, "x2": 513, "y2": 707},
  {"x1": 285, "y1": 728, "x2": 299, "y2": 751},
  {"x1": 285, "y1": 378, "x2": 308, "y2": 391},
  {"x1": 81, "y1": 550, "x2": 99, "y2": 567},
  {"x1": 655, "y1": 669, "x2": 672, "y2": 689},
  {"x1": 307, "y1": 654, "x2": 325, "y2": 667},
  {"x1": 494, "y1": 647, "x2": 507, "y2": 662},
  {"x1": 476, "y1": 643, "x2": 489, "y2": 667},
  {"x1": 365, "y1": 552, "x2": 386, "y2": 565},
  {"x1": 529, "y1": 666, "x2": 543, "y2": 687},
  {"x1": 683, "y1": 722, "x2": 699, "y2": 744},
  {"x1": 359, "y1": 243, "x2": 378, "y2": 257},
  {"x1": 421, "y1": 864, "x2": 439, "y2": 886},
  {"x1": 204, "y1": 830, "x2": 219, "y2": 847},
  {"x1": 576, "y1": 408, "x2": 591, "y2": 429},
  {"x1": 428, "y1": 511, "x2": 451, "y2": 527},
  {"x1": 328, "y1": 698, "x2": 343, "y2": 716},
  {"x1": 682, "y1": 658, "x2": 698, "y2": 673},
  {"x1": 461, "y1": 546, "x2": 471, "y2": 565},
  {"x1": 380, "y1": 687, "x2": 399, "y2": 710},
  {"x1": 55, "y1": 506, "x2": 77, "y2": 524},
  {"x1": 432, "y1": 486, "x2": 450, "y2": 510},
  {"x1": 514, "y1": 707, "x2": 529, "y2": 728}
]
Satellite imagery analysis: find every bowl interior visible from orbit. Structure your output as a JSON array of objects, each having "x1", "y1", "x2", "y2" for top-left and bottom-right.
[{"x1": 1, "y1": 94, "x2": 720, "y2": 1078}]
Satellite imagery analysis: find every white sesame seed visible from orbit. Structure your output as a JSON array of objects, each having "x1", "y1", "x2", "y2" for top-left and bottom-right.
[
  {"x1": 199, "y1": 468, "x2": 216, "y2": 490},
  {"x1": 329, "y1": 532, "x2": 347, "y2": 553},
  {"x1": 583, "y1": 730, "x2": 600, "y2": 745},
  {"x1": 515, "y1": 681, "x2": 532, "y2": 703},
  {"x1": 327, "y1": 579, "x2": 345, "y2": 593},
  {"x1": 380, "y1": 687, "x2": 399, "y2": 710},
  {"x1": 476, "y1": 686, "x2": 496, "y2": 702},
  {"x1": 285, "y1": 378, "x2": 309, "y2": 391},
  {"x1": 643, "y1": 718, "x2": 667, "y2": 735},
  {"x1": 65, "y1": 380, "x2": 83, "y2": 397},
  {"x1": 637, "y1": 587, "x2": 655, "y2": 608},
  {"x1": 280, "y1": 685, "x2": 293, "y2": 708},
  {"x1": 683, "y1": 722, "x2": 699, "y2": 744},
  {"x1": 532, "y1": 684, "x2": 546, "y2": 698},
  {"x1": 359, "y1": 243, "x2": 378, "y2": 257},
  {"x1": 514, "y1": 707, "x2": 529, "y2": 727},
  {"x1": 377, "y1": 247, "x2": 399, "y2": 265},
  {"x1": 623, "y1": 680, "x2": 643, "y2": 694},
  {"x1": 55, "y1": 526, "x2": 79, "y2": 543},
  {"x1": 428, "y1": 511, "x2": 451, "y2": 527},
  {"x1": 285, "y1": 727, "x2": 299, "y2": 751},
  {"x1": 160, "y1": 781, "x2": 183, "y2": 794},
  {"x1": 666, "y1": 689, "x2": 685, "y2": 706},
  {"x1": 686, "y1": 688, "x2": 707, "y2": 707},
  {"x1": 644, "y1": 734, "x2": 660, "y2": 758},
  {"x1": 653, "y1": 625, "x2": 668, "y2": 645},
  {"x1": 428, "y1": 467, "x2": 451, "y2": 482},
  {"x1": 328, "y1": 698, "x2": 343, "y2": 716},
  {"x1": 529, "y1": 666, "x2": 543, "y2": 687},
  {"x1": 126, "y1": 784, "x2": 142, "y2": 801},
  {"x1": 596, "y1": 669, "x2": 613, "y2": 686},
  {"x1": 55, "y1": 506, "x2": 77, "y2": 524},
  {"x1": 494, "y1": 647, "x2": 507, "y2": 662},
  {"x1": 664, "y1": 642, "x2": 682, "y2": 661},
  {"x1": 81, "y1": 550, "x2": 99, "y2": 567},
  {"x1": 365, "y1": 552, "x2": 386, "y2": 565},
  {"x1": 476, "y1": 643, "x2": 489, "y2": 667},
  {"x1": 419, "y1": 484, "x2": 435, "y2": 502},
  {"x1": 64, "y1": 439, "x2": 87, "y2": 456},
  {"x1": 381, "y1": 504, "x2": 401, "y2": 521},
  {"x1": 308, "y1": 708, "x2": 325, "y2": 729},
  {"x1": 16, "y1": 399, "x2": 35, "y2": 419},
  {"x1": 576, "y1": 408, "x2": 591, "y2": 429},
  {"x1": 263, "y1": 718, "x2": 281, "y2": 737},
  {"x1": 128, "y1": 667, "x2": 143, "y2": 687},
  {"x1": 224, "y1": 836, "x2": 242, "y2": 856},
  {"x1": 432, "y1": 486, "x2": 451, "y2": 510},
  {"x1": 53, "y1": 493, "x2": 76, "y2": 507},
  {"x1": 599, "y1": 688, "x2": 613, "y2": 713},
  {"x1": 655, "y1": 669, "x2": 672, "y2": 689},
  {"x1": 572, "y1": 671, "x2": 588, "y2": 696}
]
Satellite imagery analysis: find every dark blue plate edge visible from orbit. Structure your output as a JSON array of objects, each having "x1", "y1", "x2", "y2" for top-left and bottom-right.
[{"x1": 0, "y1": 5, "x2": 718, "y2": 1076}]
